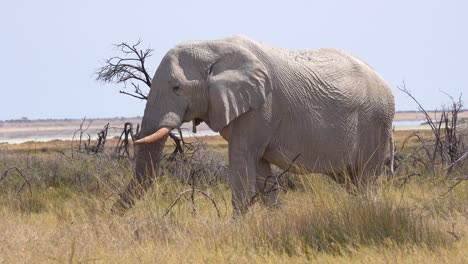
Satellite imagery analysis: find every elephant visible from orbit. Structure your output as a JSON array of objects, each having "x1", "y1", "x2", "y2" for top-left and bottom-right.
[{"x1": 112, "y1": 35, "x2": 395, "y2": 214}]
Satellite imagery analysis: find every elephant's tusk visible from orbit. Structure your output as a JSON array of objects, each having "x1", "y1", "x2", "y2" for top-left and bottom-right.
[{"x1": 134, "y1": 127, "x2": 171, "y2": 144}]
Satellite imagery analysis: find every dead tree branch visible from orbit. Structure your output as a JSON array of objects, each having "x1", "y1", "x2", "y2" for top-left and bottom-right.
[
  {"x1": 0, "y1": 167, "x2": 32, "y2": 196},
  {"x1": 85, "y1": 123, "x2": 109, "y2": 154},
  {"x1": 250, "y1": 153, "x2": 301, "y2": 206},
  {"x1": 397, "y1": 82, "x2": 466, "y2": 174},
  {"x1": 113, "y1": 122, "x2": 135, "y2": 159},
  {"x1": 162, "y1": 138, "x2": 225, "y2": 218},
  {"x1": 163, "y1": 188, "x2": 221, "y2": 218},
  {"x1": 440, "y1": 175, "x2": 468, "y2": 196},
  {"x1": 95, "y1": 40, "x2": 152, "y2": 100},
  {"x1": 71, "y1": 117, "x2": 92, "y2": 157}
]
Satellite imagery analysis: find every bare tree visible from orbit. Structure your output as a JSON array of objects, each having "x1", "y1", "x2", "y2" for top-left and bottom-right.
[{"x1": 95, "y1": 39, "x2": 152, "y2": 100}]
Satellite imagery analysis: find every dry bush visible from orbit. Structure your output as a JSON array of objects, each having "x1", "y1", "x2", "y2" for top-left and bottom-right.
[
  {"x1": 396, "y1": 84, "x2": 467, "y2": 178},
  {"x1": 160, "y1": 140, "x2": 228, "y2": 185},
  {"x1": 0, "y1": 146, "x2": 132, "y2": 206},
  {"x1": 160, "y1": 138, "x2": 297, "y2": 194}
]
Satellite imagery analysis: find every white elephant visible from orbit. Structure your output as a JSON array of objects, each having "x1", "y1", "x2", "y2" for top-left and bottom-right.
[{"x1": 113, "y1": 35, "x2": 395, "y2": 214}]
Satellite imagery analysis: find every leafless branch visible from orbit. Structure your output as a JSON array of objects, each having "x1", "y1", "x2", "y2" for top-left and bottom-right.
[
  {"x1": 446, "y1": 152, "x2": 468, "y2": 171},
  {"x1": 118, "y1": 83, "x2": 148, "y2": 100},
  {"x1": 440, "y1": 175, "x2": 468, "y2": 196},
  {"x1": 1, "y1": 167, "x2": 32, "y2": 196},
  {"x1": 71, "y1": 117, "x2": 92, "y2": 157},
  {"x1": 250, "y1": 153, "x2": 301, "y2": 206},
  {"x1": 397, "y1": 82, "x2": 465, "y2": 174},
  {"x1": 113, "y1": 122, "x2": 135, "y2": 159},
  {"x1": 118, "y1": 91, "x2": 147, "y2": 100},
  {"x1": 397, "y1": 82, "x2": 444, "y2": 162},
  {"x1": 95, "y1": 40, "x2": 153, "y2": 100},
  {"x1": 85, "y1": 123, "x2": 109, "y2": 154},
  {"x1": 163, "y1": 189, "x2": 221, "y2": 218}
]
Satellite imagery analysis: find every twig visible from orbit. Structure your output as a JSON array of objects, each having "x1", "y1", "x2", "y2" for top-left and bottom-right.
[
  {"x1": 397, "y1": 172, "x2": 422, "y2": 187},
  {"x1": 446, "y1": 152, "x2": 468, "y2": 171},
  {"x1": 446, "y1": 222, "x2": 462, "y2": 241},
  {"x1": 250, "y1": 153, "x2": 301, "y2": 206},
  {"x1": 1, "y1": 167, "x2": 32, "y2": 196},
  {"x1": 71, "y1": 117, "x2": 92, "y2": 157},
  {"x1": 113, "y1": 122, "x2": 135, "y2": 159},
  {"x1": 163, "y1": 189, "x2": 221, "y2": 218},
  {"x1": 440, "y1": 175, "x2": 468, "y2": 196},
  {"x1": 119, "y1": 90, "x2": 147, "y2": 100}
]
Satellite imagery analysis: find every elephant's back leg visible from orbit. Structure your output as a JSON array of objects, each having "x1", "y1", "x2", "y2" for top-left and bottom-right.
[
  {"x1": 355, "y1": 120, "x2": 391, "y2": 178},
  {"x1": 255, "y1": 158, "x2": 279, "y2": 207}
]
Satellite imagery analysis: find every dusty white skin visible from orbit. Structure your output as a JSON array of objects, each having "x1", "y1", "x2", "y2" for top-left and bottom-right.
[{"x1": 115, "y1": 35, "x2": 395, "y2": 214}]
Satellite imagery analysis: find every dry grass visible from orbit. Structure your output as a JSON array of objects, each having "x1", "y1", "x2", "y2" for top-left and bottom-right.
[{"x1": 0, "y1": 132, "x2": 467, "y2": 263}]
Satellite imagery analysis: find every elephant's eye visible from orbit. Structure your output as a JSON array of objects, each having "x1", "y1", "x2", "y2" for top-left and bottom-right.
[{"x1": 172, "y1": 86, "x2": 181, "y2": 95}]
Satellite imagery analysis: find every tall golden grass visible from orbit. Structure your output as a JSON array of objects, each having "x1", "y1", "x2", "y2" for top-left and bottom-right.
[{"x1": 0, "y1": 131, "x2": 467, "y2": 263}]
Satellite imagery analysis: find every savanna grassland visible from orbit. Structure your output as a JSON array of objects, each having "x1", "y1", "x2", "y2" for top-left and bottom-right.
[{"x1": 0, "y1": 131, "x2": 467, "y2": 263}]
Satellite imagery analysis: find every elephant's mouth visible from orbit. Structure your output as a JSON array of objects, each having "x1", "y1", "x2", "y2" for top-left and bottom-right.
[
  {"x1": 192, "y1": 118, "x2": 203, "y2": 133},
  {"x1": 134, "y1": 127, "x2": 171, "y2": 144}
]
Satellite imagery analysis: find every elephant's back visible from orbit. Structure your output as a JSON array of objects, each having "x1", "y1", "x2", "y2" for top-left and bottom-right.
[
  {"x1": 302, "y1": 48, "x2": 394, "y2": 121},
  {"x1": 227, "y1": 36, "x2": 395, "y2": 130},
  {"x1": 298, "y1": 48, "x2": 389, "y2": 94}
]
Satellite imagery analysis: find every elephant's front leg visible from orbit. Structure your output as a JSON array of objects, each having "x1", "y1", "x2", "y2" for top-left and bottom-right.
[
  {"x1": 229, "y1": 138, "x2": 258, "y2": 215},
  {"x1": 227, "y1": 117, "x2": 271, "y2": 215}
]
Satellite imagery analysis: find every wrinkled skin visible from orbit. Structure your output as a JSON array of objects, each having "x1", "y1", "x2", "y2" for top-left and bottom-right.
[{"x1": 112, "y1": 35, "x2": 395, "y2": 215}]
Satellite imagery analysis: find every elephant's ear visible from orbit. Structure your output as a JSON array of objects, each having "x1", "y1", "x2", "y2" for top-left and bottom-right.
[{"x1": 207, "y1": 45, "x2": 270, "y2": 132}]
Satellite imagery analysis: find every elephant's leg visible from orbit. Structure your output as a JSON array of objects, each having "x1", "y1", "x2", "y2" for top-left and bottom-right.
[
  {"x1": 357, "y1": 126, "x2": 390, "y2": 189},
  {"x1": 325, "y1": 165, "x2": 356, "y2": 193},
  {"x1": 229, "y1": 141, "x2": 258, "y2": 215},
  {"x1": 255, "y1": 158, "x2": 280, "y2": 207},
  {"x1": 347, "y1": 147, "x2": 383, "y2": 193},
  {"x1": 227, "y1": 114, "x2": 271, "y2": 215}
]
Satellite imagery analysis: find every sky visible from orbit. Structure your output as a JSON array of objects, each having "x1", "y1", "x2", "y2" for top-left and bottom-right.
[{"x1": 1, "y1": 0, "x2": 467, "y2": 121}]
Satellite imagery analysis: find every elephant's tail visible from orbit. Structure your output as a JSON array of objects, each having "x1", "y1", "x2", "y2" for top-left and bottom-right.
[{"x1": 389, "y1": 127, "x2": 395, "y2": 175}]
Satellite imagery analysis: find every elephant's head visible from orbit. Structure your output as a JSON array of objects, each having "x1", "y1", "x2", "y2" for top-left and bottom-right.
[{"x1": 112, "y1": 39, "x2": 271, "y2": 212}]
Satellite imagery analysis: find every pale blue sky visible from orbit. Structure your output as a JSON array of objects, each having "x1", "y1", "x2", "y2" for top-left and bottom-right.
[{"x1": 1, "y1": 0, "x2": 467, "y2": 120}]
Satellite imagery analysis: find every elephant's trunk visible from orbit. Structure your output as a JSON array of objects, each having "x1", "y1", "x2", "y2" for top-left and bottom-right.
[{"x1": 112, "y1": 135, "x2": 168, "y2": 213}]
